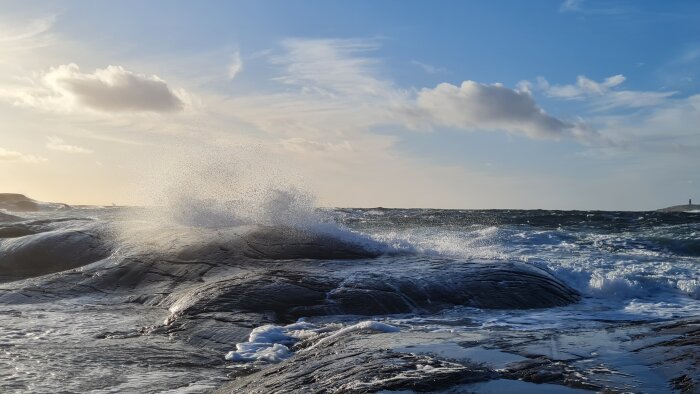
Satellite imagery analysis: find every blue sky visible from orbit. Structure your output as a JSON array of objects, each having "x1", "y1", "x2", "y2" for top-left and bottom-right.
[{"x1": 1, "y1": 1, "x2": 699, "y2": 209}]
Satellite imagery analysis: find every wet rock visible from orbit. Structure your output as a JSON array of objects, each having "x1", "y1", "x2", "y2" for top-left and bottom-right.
[
  {"x1": 0, "y1": 211, "x2": 22, "y2": 222},
  {"x1": 0, "y1": 224, "x2": 36, "y2": 238},
  {"x1": 670, "y1": 374, "x2": 697, "y2": 394},
  {"x1": 215, "y1": 329, "x2": 495, "y2": 393},
  {"x1": 0, "y1": 228, "x2": 110, "y2": 280},
  {"x1": 161, "y1": 261, "x2": 579, "y2": 346},
  {"x1": 634, "y1": 319, "x2": 700, "y2": 393},
  {"x1": 502, "y1": 357, "x2": 602, "y2": 391},
  {"x1": 241, "y1": 226, "x2": 381, "y2": 260}
]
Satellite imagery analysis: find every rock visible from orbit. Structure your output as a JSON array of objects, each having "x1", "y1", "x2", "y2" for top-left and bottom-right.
[
  {"x1": 241, "y1": 226, "x2": 381, "y2": 260},
  {"x1": 0, "y1": 193, "x2": 40, "y2": 212},
  {"x1": 634, "y1": 319, "x2": 700, "y2": 393},
  {"x1": 159, "y1": 260, "x2": 578, "y2": 352},
  {"x1": 215, "y1": 329, "x2": 495, "y2": 393},
  {"x1": 657, "y1": 204, "x2": 700, "y2": 213},
  {"x1": 670, "y1": 374, "x2": 697, "y2": 394},
  {"x1": 0, "y1": 227, "x2": 110, "y2": 280},
  {"x1": 0, "y1": 211, "x2": 23, "y2": 222},
  {"x1": 0, "y1": 224, "x2": 36, "y2": 238}
]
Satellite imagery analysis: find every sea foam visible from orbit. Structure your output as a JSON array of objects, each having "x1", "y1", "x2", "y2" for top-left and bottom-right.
[{"x1": 225, "y1": 321, "x2": 399, "y2": 363}]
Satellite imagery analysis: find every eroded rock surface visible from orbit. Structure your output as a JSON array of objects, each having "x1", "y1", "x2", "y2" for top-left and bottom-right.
[{"x1": 215, "y1": 329, "x2": 495, "y2": 394}]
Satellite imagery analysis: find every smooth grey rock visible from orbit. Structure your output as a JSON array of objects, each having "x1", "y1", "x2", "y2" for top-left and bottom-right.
[
  {"x1": 241, "y1": 226, "x2": 381, "y2": 260},
  {"x1": 0, "y1": 228, "x2": 110, "y2": 280}
]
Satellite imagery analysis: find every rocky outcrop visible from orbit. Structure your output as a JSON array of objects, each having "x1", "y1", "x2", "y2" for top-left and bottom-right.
[
  {"x1": 0, "y1": 193, "x2": 40, "y2": 212},
  {"x1": 215, "y1": 329, "x2": 495, "y2": 393},
  {"x1": 657, "y1": 204, "x2": 700, "y2": 213},
  {"x1": 0, "y1": 227, "x2": 110, "y2": 280},
  {"x1": 242, "y1": 226, "x2": 381, "y2": 260}
]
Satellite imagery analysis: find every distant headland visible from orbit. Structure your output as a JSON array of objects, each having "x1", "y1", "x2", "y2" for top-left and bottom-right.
[
  {"x1": 657, "y1": 199, "x2": 700, "y2": 213},
  {"x1": 0, "y1": 193, "x2": 40, "y2": 211},
  {"x1": 0, "y1": 193, "x2": 71, "y2": 212}
]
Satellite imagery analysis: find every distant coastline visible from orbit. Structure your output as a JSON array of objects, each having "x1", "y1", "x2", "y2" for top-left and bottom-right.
[{"x1": 657, "y1": 203, "x2": 700, "y2": 213}]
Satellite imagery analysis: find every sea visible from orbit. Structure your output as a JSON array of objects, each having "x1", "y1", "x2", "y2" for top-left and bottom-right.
[{"x1": 0, "y1": 203, "x2": 698, "y2": 393}]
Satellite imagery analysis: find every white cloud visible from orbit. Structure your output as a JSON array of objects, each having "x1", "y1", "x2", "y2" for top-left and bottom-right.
[
  {"x1": 559, "y1": 0, "x2": 583, "y2": 12},
  {"x1": 273, "y1": 38, "x2": 394, "y2": 99},
  {"x1": 46, "y1": 136, "x2": 92, "y2": 153},
  {"x1": 0, "y1": 15, "x2": 55, "y2": 56},
  {"x1": 230, "y1": 38, "x2": 600, "y2": 144},
  {"x1": 558, "y1": 0, "x2": 629, "y2": 15},
  {"x1": 220, "y1": 38, "x2": 406, "y2": 139},
  {"x1": 10, "y1": 63, "x2": 186, "y2": 113},
  {"x1": 546, "y1": 74, "x2": 625, "y2": 98},
  {"x1": 674, "y1": 46, "x2": 700, "y2": 65},
  {"x1": 528, "y1": 74, "x2": 676, "y2": 109},
  {"x1": 281, "y1": 138, "x2": 352, "y2": 153},
  {"x1": 414, "y1": 81, "x2": 594, "y2": 140},
  {"x1": 0, "y1": 147, "x2": 47, "y2": 163},
  {"x1": 411, "y1": 60, "x2": 445, "y2": 74},
  {"x1": 596, "y1": 90, "x2": 677, "y2": 110},
  {"x1": 227, "y1": 51, "x2": 243, "y2": 80}
]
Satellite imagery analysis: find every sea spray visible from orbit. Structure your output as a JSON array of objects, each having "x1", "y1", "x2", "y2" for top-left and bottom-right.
[{"x1": 115, "y1": 144, "x2": 389, "y2": 255}]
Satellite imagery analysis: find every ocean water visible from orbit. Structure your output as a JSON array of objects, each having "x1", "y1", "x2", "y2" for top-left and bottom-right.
[
  {"x1": 0, "y1": 205, "x2": 698, "y2": 392},
  {"x1": 338, "y1": 208, "x2": 700, "y2": 325}
]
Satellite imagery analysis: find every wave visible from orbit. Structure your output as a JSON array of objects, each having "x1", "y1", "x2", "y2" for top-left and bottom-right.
[{"x1": 545, "y1": 265, "x2": 700, "y2": 302}]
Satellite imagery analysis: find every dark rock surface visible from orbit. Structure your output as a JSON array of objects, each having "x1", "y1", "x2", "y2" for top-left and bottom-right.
[
  {"x1": 0, "y1": 227, "x2": 110, "y2": 280},
  {"x1": 0, "y1": 211, "x2": 23, "y2": 222},
  {"x1": 242, "y1": 226, "x2": 382, "y2": 260},
  {"x1": 1, "y1": 225, "x2": 579, "y2": 312},
  {"x1": 0, "y1": 224, "x2": 36, "y2": 238},
  {"x1": 215, "y1": 329, "x2": 495, "y2": 394},
  {"x1": 158, "y1": 259, "x2": 579, "y2": 352},
  {"x1": 634, "y1": 319, "x2": 700, "y2": 394}
]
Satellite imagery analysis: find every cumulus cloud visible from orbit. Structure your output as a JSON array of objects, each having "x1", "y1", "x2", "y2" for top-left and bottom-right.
[
  {"x1": 46, "y1": 136, "x2": 92, "y2": 153},
  {"x1": 13, "y1": 63, "x2": 186, "y2": 113},
  {"x1": 228, "y1": 51, "x2": 243, "y2": 80},
  {"x1": 415, "y1": 81, "x2": 589, "y2": 140},
  {"x1": 0, "y1": 147, "x2": 47, "y2": 163},
  {"x1": 221, "y1": 38, "x2": 606, "y2": 146}
]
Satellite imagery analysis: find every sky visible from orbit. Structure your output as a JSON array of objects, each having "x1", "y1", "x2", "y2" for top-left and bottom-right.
[{"x1": 1, "y1": 0, "x2": 699, "y2": 210}]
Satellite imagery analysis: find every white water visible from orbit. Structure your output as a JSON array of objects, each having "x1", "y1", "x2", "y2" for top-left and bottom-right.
[{"x1": 224, "y1": 321, "x2": 399, "y2": 363}]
